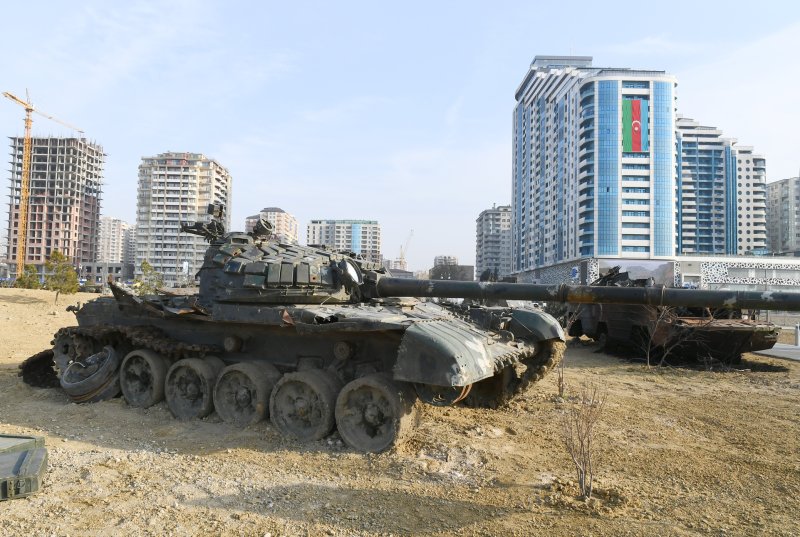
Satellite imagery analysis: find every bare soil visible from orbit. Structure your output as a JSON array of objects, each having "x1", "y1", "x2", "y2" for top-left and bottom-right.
[{"x1": 1, "y1": 288, "x2": 798, "y2": 536}]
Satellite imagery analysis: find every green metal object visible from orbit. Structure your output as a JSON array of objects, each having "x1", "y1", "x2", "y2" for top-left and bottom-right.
[{"x1": 0, "y1": 434, "x2": 47, "y2": 501}]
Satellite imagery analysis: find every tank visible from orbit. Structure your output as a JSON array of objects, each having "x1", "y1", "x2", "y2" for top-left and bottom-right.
[
  {"x1": 566, "y1": 266, "x2": 782, "y2": 364},
  {"x1": 19, "y1": 207, "x2": 800, "y2": 452}
]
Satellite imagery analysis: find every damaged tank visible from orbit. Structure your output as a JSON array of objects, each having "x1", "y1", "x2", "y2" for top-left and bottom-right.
[
  {"x1": 21, "y1": 206, "x2": 567, "y2": 453},
  {"x1": 566, "y1": 266, "x2": 781, "y2": 364},
  {"x1": 20, "y1": 207, "x2": 800, "y2": 452}
]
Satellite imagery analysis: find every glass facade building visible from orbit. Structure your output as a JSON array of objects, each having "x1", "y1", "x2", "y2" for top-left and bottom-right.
[
  {"x1": 676, "y1": 117, "x2": 767, "y2": 255},
  {"x1": 512, "y1": 56, "x2": 677, "y2": 273}
]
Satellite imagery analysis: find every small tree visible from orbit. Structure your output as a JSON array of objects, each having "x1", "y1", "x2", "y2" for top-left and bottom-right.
[
  {"x1": 134, "y1": 260, "x2": 164, "y2": 296},
  {"x1": 561, "y1": 383, "x2": 606, "y2": 499},
  {"x1": 14, "y1": 264, "x2": 41, "y2": 289},
  {"x1": 45, "y1": 250, "x2": 79, "y2": 304}
]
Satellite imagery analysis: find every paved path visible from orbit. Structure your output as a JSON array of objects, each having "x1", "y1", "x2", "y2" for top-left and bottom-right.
[{"x1": 754, "y1": 343, "x2": 800, "y2": 362}]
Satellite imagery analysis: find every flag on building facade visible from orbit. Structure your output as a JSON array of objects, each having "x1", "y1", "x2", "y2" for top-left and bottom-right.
[{"x1": 622, "y1": 99, "x2": 649, "y2": 152}]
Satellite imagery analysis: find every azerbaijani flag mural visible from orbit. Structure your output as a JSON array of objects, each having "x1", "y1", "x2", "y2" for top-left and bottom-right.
[{"x1": 622, "y1": 99, "x2": 649, "y2": 152}]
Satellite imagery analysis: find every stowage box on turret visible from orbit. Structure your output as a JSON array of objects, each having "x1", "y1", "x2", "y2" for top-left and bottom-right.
[{"x1": 20, "y1": 206, "x2": 800, "y2": 452}]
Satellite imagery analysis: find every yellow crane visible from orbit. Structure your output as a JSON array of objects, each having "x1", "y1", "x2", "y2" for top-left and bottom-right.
[{"x1": 2, "y1": 91, "x2": 83, "y2": 278}]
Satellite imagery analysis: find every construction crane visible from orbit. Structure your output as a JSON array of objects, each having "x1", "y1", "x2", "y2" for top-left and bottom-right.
[
  {"x1": 398, "y1": 229, "x2": 413, "y2": 270},
  {"x1": 2, "y1": 91, "x2": 84, "y2": 278}
]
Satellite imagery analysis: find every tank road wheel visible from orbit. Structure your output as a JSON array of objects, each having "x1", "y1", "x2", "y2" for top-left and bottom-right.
[
  {"x1": 165, "y1": 358, "x2": 219, "y2": 420},
  {"x1": 60, "y1": 345, "x2": 122, "y2": 403},
  {"x1": 335, "y1": 374, "x2": 416, "y2": 453},
  {"x1": 214, "y1": 363, "x2": 281, "y2": 426},
  {"x1": 270, "y1": 369, "x2": 342, "y2": 442},
  {"x1": 119, "y1": 349, "x2": 169, "y2": 408}
]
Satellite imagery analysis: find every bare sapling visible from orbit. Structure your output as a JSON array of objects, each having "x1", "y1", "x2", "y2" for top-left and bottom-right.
[{"x1": 561, "y1": 383, "x2": 606, "y2": 499}]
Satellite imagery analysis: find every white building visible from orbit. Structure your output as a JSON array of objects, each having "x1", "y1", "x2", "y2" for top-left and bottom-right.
[
  {"x1": 244, "y1": 207, "x2": 299, "y2": 244},
  {"x1": 434, "y1": 255, "x2": 458, "y2": 267},
  {"x1": 476, "y1": 204, "x2": 512, "y2": 279},
  {"x1": 98, "y1": 217, "x2": 131, "y2": 263},
  {"x1": 306, "y1": 219, "x2": 381, "y2": 263},
  {"x1": 135, "y1": 152, "x2": 232, "y2": 285},
  {"x1": 734, "y1": 147, "x2": 768, "y2": 253}
]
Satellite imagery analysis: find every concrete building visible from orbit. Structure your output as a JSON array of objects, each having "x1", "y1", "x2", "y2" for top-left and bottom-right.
[
  {"x1": 244, "y1": 207, "x2": 299, "y2": 244},
  {"x1": 123, "y1": 225, "x2": 136, "y2": 279},
  {"x1": 98, "y1": 217, "x2": 131, "y2": 263},
  {"x1": 512, "y1": 56, "x2": 677, "y2": 275},
  {"x1": 433, "y1": 255, "x2": 458, "y2": 267},
  {"x1": 429, "y1": 264, "x2": 474, "y2": 281},
  {"x1": 135, "y1": 152, "x2": 232, "y2": 286},
  {"x1": 767, "y1": 176, "x2": 800, "y2": 256},
  {"x1": 676, "y1": 117, "x2": 767, "y2": 255},
  {"x1": 733, "y1": 147, "x2": 768, "y2": 253},
  {"x1": 80, "y1": 261, "x2": 124, "y2": 287},
  {"x1": 98, "y1": 217, "x2": 137, "y2": 280},
  {"x1": 476, "y1": 204, "x2": 512, "y2": 279},
  {"x1": 306, "y1": 219, "x2": 381, "y2": 263},
  {"x1": 6, "y1": 137, "x2": 104, "y2": 276}
]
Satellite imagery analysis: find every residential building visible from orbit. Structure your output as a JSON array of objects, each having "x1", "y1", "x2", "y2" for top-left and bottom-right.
[
  {"x1": 123, "y1": 225, "x2": 136, "y2": 279},
  {"x1": 6, "y1": 137, "x2": 104, "y2": 276},
  {"x1": 767, "y1": 176, "x2": 800, "y2": 255},
  {"x1": 433, "y1": 255, "x2": 458, "y2": 267},
  {"x1": 98, "y1": 217, "x2": 131, "y2": 263},
  {"x1": 733, "y1": 147, "x2": 768, "y2": 253},
  {"x1": 512, "y1": 56, "x2": 677, "y2": 275},
  {"x1": 244, "y1": 207, "x2": 299, "y2": 243},
  {"x1": 676, "y1": 117, "x2": 767, "y2": 255},
  {"x1": 135, "y1": 152, "x2": 232, "y2": 285},
  {"x1": 306, "y1": 219, "x2": 381, "y2": 263},
  {"x1": 476, "y1": 204, "x2": 512, "y2": 279}
]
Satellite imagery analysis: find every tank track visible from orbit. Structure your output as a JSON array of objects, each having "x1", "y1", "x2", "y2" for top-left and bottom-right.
[
  {"x1": 19, "y1": 325, "x2": 222, "y2": 388},
  {"x1": 463, "y1": 339, "x2": 566, "y2": 409}
]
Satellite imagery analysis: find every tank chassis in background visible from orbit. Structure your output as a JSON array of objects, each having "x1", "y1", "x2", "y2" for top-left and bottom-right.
[{"x1": 565, "y1": 266, "x2": 789, "y2": 364}]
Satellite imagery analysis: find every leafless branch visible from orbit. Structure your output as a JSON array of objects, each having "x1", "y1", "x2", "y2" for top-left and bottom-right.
[{"x1": 561, "y1": 383, "x2": 606, "y2": 499}]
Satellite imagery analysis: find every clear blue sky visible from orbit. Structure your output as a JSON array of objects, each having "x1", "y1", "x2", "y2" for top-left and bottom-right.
[{"x1": 2, "y1": 1, "x2": 798, "y2": 271}]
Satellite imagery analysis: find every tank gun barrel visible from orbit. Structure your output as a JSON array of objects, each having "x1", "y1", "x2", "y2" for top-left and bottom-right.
[{"x1": 374, "y1": 278, "x2": 800, "y2": 311}]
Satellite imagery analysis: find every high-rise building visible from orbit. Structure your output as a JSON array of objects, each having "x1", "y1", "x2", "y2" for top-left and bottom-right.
[
  {"x1": 97, "y1": 217, "x2": 132, "y2": 263},
  {"x1": 98, "y1": 217, "x2": 136, "y2": 280},
  {"x1": 306, "y1": 219, "x2": 381, "y2": 263},
  {"x1": 244, "y1": 207, "x2": 299, "y2": 244},
  {"x1": 767, "y1": 176, "x2": 800, "y2": 255},
  {"x1": 512, "y1": 56, "x2": 677, "y2": 273},
  {"x1": 733, "y1": 147, "x2": 768, "y2": 253},
  {"x1": 123, "y1": 224, "x2": 136, "y2": 278},
  {"x1": 475, "y1": 204, "x2": 512, "y2": 279},
  {"x1": 675, "y1": 117, "x2": 766, "y2": 255},
  {"x1": 6, "y1": 137, "x2": 104, "y2": 275},
  {"x1": 135, "y1": 152, "x2": 232, "y2": 285}
]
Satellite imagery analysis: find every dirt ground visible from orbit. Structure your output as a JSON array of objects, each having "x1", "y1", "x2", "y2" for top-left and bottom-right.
[{"x1": 1, "y1": 288, "x2": 798, "y2": 536}]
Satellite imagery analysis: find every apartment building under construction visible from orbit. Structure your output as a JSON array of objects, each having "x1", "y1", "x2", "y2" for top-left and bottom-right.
[{"x1": 6, "y1": 137, "x2": 104, "y2": 275}]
